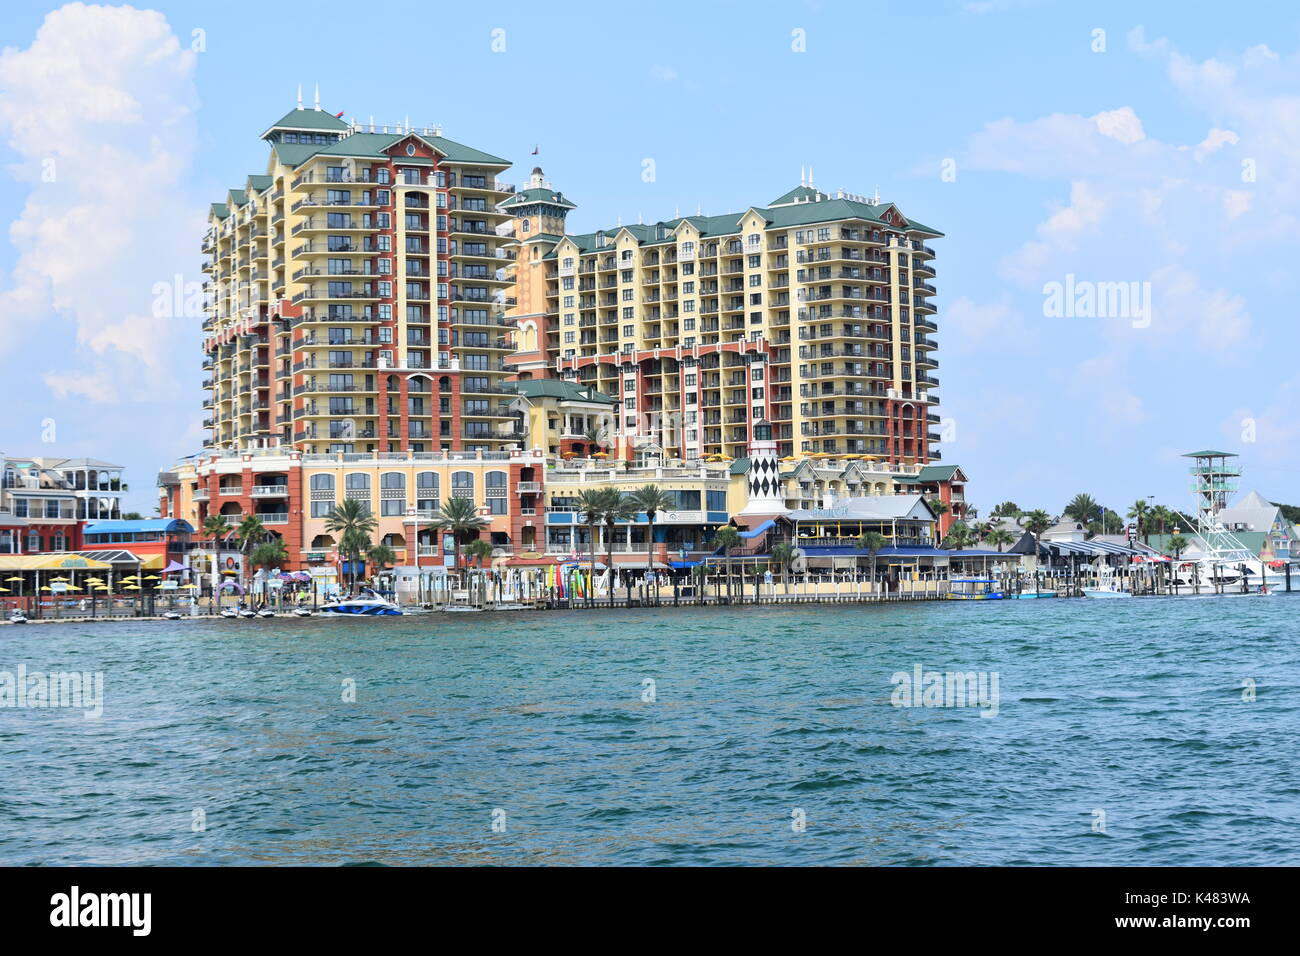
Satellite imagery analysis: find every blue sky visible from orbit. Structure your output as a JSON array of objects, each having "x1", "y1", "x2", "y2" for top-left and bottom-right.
[{"x1": 2, "y1": 0, "x2": 1299, "y2": 516}]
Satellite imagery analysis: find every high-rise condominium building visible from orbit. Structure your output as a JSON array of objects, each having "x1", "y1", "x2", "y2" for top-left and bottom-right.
[
  {"x1": 504, "y1": 171, "x2": 942, "y2": 463},
  {"x1": 201, "y1": 98, "x2": 518, "y2": 456}
]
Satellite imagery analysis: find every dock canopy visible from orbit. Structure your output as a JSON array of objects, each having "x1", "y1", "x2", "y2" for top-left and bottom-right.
[{"x1": 1039, "y1": 540, "x2": 1144, "y2": 556}]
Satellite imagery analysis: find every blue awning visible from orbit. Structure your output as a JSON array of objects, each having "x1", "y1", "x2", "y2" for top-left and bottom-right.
[
  {"x1": 739, "y1": 519, "x2": 776, "y2": 539},
  {"x1": 83, "y1": 518, "x2": 194, "y2": 535},
  {"x1": 670, "y1": 560, "x2": 703, "y2": 569}
]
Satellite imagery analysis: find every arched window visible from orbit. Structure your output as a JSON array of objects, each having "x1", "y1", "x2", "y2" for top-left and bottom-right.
[
  {"x1": 344, "y1": 473, "x2": 371, "y2": 511},
  {"x1": 380, "y1": 472, "x2": 406, "y2": 516},
  {"x1": 311, "y1": 474, "x2": 334, "y2": 491},
  {"x1": 485, "y1": 471, "x2": 508, "y2": 514},
  {"x1": 309, "y1": 473, "x2": 336, "y2": 519},
  {"x1": 451, "y1": 471, "x2": 474, "y2": 498},
  {"x1": 416, "y1": 472, "x2": 440, "y2": 513}
]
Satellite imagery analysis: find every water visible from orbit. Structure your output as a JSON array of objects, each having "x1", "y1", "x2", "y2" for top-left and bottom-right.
[{"x1": 2, "y1": 595, "x2": 1298, "y2": 865}]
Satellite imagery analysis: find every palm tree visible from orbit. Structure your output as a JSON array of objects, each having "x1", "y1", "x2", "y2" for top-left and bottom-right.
[
  {"x1": 1064, "y1": 493, "x2": 1099, "y2": 524},
  {"x1": 986, "y1": 527, "x2": 1016, "y2": 552},
  {"x1": 855, "y1": 531, "x2": 887, "y2": 590},
  {"x1": 367, "y1": 542, "x2": 397, "y2": 573},
  {"x1": 1167, "y1": 533, "x2": 1190, "y2": 561},
  {"x1": 251, "y1": 538, "x2": 288, "y2": 570},
  {"x1": 628, "y1": 484, "x2": 674, "y2": 601},
  {"x1": 574, "y1": 488, "x2": 607, "y2": 603},
  {"x1": 713, "y1": 525, "x2": 743, "y2": 602},
  {"x1": 1022, "y1": 509, "x2": 1052, "y2": 580},
  {"x1": 325, "y1": 499, "x2": 378, "y2": 591},
  {"x1": 770, "y1": 541, "x2": 796, "y2": 593},
  {"x1": 1127, "y1": 499, "x2": 1151, "y2": 544},
  {"x1": 429, "y1": 497, "x2": 489, "y2": 573},
  {"x1": 598, "y1": 488, "x2": 636, "y2": 606},
  {"x1": 464, "y1": 538, "x2": 493, "y2": 568},
  {"x1": 234, "y1": 514, "x2": 268, "y2": 597},
  {"x1": 203, "y1": 514, "x2": 231, "y2": 541},
  {"x1": 582, "y1": 424, "x2": 608, "y2": 457},
  {"x1": 943, "y1": 521, "x2": 974, "y2": 550}
]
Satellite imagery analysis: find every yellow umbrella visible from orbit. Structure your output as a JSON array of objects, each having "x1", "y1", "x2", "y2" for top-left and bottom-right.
[
  {"x1": 0, "y1": 587, "x2": 8, "y2": 593},
  {"x1": 4, "y1": 576, "x2": 24, "y2": 582},
  {"x1": 40, "y1": 586, "x2": 53, "y2": 591},
  {"x1": 123, "y1": 585, "x2": 141, "y2": 591},
  {"x1": 51, "y1": 576, "x2": 70, "y2": 582},
  {"x1": 143, "y1": 574, "x2": 161, "y2": 581}
]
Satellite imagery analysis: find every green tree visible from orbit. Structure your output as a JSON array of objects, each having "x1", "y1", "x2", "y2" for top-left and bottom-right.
[
  {"x1": 943, "y1": 521, "x2": 974, "y2": 550},
  {"x1": 582, "y1": 424, "x2": 608, "y2": 456},
  {"x1": 990, "y1": 501, "x2": 1022, "y2": 518},
  {"x1": 1167, "y1": 534, "x2": 1190, "y2": 561},
  {"x1": 986, "y1": 527, "x2": 1016, "y2": 552},
  {"x1": 598, "y1": 488, "x2": 636, "y2": 606},
  {"x1": 367, "y1": 542, "x2": 397, "y2": 573},
  {"x1": 251, "y1": 538, "x2": 288, "y2": 571},
  {"x1": 234, "y1": 514, "x2": 267, "y2": 595},
  {"x1": 1064, "y1": 493, "x2": 1099, "y2": 524},
  {"x1": 324, "y1": 499, "x2": 378, "y2": 590},
  {"x1": 713, "y1": 525, "x2": 743, "y2": 602},
  {"x1": 1127, "y1": 499, "x2": 1152, "y2": 543},
  {"x1": 429, "y1": 497, "x2": 489, "y2": 572},
  {"x1": 628, "y1": 484, "x2": 674, "y2": 602},
  {"x1": 1022, "y1": 509, "x2": 1053, "y2": 566},
  {"x1": 855, "y1": 531, "x2": 888, "y2": 589},
  {"x1": 464, "y1": 538, "x2": 494, "y2": 568},
  {"x1": 203, "y1": 514, "x2": 231, "y2": 541},
  {"x1": 574, "y1": 488, "x2": 608, "y2": 603},
  {"x1": 770, "y1": 541, "x2": 796, "y2": 593}
]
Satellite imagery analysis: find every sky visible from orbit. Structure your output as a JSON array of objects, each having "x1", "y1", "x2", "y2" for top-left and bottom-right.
[{"x1": 1, "y1": 0, "x2": 1299, "y2": 517}]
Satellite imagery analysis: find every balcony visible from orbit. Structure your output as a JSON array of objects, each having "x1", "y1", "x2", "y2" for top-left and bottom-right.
[{"x1": 251, "y1": 485, "x2": 289, "y2": 497}]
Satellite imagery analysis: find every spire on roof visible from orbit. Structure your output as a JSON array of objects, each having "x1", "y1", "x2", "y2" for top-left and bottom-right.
[
  {"x1": 808, "y1": 166, "x2": 814, "y2": 187},
  {"x1": 297, "y1": 83, "x2": 303, "y2": 109},
  {"x1": 800, "y1": 165, "x2": 806, "y2": 186},
  {"x1": 313, "y1": 83, "x2": 320, "y2": 111}
]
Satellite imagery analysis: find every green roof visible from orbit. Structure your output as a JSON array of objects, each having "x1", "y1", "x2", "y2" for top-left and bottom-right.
[
  {"x1": 268, "y1": 130, "x2": 509, "y2": 169},
  {"x1": 261, "y1": 108, "x2": 350, "y2": 138},
  {"x1": 227, "y1": 188, "x2": 247, "y2": 206},
  {"x1": 1182, "y1": 450, "x2": 1237, "y2": 458},
  {"x1": 915, "y1": 464, "x2": 960, "y2": 482},
  {"x1": 210, "y1": 203, "x2": 229, "y2": 219},
  {"x1": 769, "y1": 185, "x2": 829, "y2": 206},
  {"x1": 729, "y1": 457, "x2": 752, "y2": 475},
  {"x1": 247, "y1": 174, "x2": 273, "y2": 192},
  {"x1": 546, "y1": 191, "x2": 944, "y2": 257},
  {"x1": 522, "y1": 232, "x2": 564, "y2": 244},
  {"x1": 500, "y1": 187, "x2": 576, "y2": 210},
  {"x1": 511, "y1": 379, "x2": 615, "y2": 404}
]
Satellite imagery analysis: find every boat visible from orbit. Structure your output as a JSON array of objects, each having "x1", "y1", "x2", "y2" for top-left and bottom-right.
[
  {"x1": 948, "y1": 579, "x2": 1005, "y2": 600},
  {"x1": 491, "y1": 602, "x2": 529, "y2": 611},
  {"x1": 8, "y1": 610, "x2": 28, "y2": 624},
  {"x1": 319, "y1": 588, "x2": 403, "y2": 616},
  {"x1": 1082, "y1": 585, "x2": 1132, "y2": 598},
  {"x1": 219, "y1": 607, "x2": 240, "y2": 619},
  {"x1": 256, "y1": 608, "x2": 276, "y2": 618},
  {"x1": 292, "y1": 606, "x2": 313, "y2": 617},
  {"x1": 1007, "y1": 589, "x2": 1057, "y2": 599},
  {"x1": 162, "y1": 610, "x2": 183, "y2": 621},
  {"x1": 239, "y1": 608, "x2": 257, "y2": 618}
]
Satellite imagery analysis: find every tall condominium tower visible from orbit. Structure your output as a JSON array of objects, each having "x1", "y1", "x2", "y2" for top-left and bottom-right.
[
  {"x1": 504, "y1": 172, "x2": 942, "y2": 464},
  {"x1": 201, "y1": 97, "x2": 518, "y2": 455}
]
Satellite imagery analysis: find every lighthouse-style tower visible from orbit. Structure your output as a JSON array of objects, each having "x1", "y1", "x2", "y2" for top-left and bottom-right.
[{"x1": 741, "y1": 419, "x2": 785, "y2": 514}]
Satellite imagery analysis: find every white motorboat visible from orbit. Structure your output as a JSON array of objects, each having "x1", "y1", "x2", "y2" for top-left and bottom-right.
[
  {"x1": 256, "y1": 609, "x2": 276, "y2": 618},
  {"x1": 220, "y1": 607, "x2": 240, "y2": 619},
  {"x1": 239, "y1": 608, "x2": 257, "y2": 618},
  {"x1": 320, "y1": 588, "x2": 403, "y2": 616},
  {"x1": 292, "y1": 606, "x2": 313, "y2": 617},
  {"x1": 162, "y1": 610, "x2": 183, "y2": 621},
  {"x1": 1082, "y1": 585, "x2": 1132, "y2": 598},
  {"x1": 8, "y1": 610, "x2": 28, "y2": 624}
]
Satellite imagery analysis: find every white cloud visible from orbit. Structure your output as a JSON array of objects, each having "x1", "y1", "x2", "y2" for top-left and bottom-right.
[
  {"x1": 1194, "y1": 127, "x2": 1239, "y2": 159},
  {"x1": 0, "y1": 2, "x2": 202, "y2": 401},
  {"x1": 651, "y1": 65, "x2": 678, "y2": 82},
  {"x1": 1093, "y1": 107, "x2": 1145, "y2": 144}
]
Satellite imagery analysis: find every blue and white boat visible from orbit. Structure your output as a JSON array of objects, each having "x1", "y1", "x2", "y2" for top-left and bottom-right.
[
  {"x1": 320, "y1": 588, "x2": 403, "y2": 616},
  {"x1": 948, "y1": 578, "x2": 1005, "y2": 600}
]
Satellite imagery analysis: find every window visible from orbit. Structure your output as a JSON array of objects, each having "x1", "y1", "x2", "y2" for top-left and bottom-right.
[
  {"x1": 452, "y1": 471, "x2": 474, "y2": 497},
  {"x1": 486, "y1": 471, "x2": 507, "y2": 514},
  {"x1": 416, "y1": 472, "x2": 440, "y2": 513}
]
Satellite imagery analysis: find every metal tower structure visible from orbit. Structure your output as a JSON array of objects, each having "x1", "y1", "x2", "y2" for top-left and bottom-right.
[{"x1": 1183, "y1": 450, "x2": 1254, "y2": 565}]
